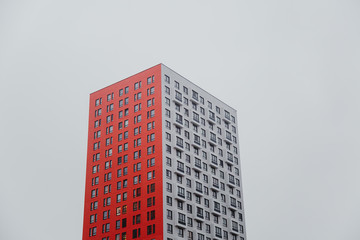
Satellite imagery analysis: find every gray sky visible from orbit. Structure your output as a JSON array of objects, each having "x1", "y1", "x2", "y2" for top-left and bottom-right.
[{"x1": 0, "y1": 1, "x2": 359, "y2": 240}]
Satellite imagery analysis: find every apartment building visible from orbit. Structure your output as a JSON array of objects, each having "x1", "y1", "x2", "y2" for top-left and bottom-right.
[{"x1": 83, "y1": 64, "x2": 246, "y2": 240}]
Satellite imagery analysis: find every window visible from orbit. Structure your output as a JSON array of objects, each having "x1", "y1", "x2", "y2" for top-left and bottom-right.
[
  {"x1": 90, "y1": 201, "x2": 98, "y2": 210},
  {"x1": 176, "y1": 137, "x2": 183, "y2": 148},
  {"x1": 133, "y1": 187, "x2": 141, "y2": 198},
  {"x1": 175, "y1": 81, "x2": 180, "y2": 89},
  {"x1": 104, "y1": 184, "x2": 111, "y2": 194},
  {"x1": 147, "y1": 196, "x2": 155, "y2": 207},
  {"x1": 93, "y1": 153, "x2": 100, "y2": 162},
  {"x1": 89, "y1": 226, "x2": 97, "y2": 236},
  {"x1": 147, "y1": 87, "x2": 155, "y2": 96},
  {"x1": 105, "y1": 137, "x2": 113, "y2": 146},
  {"x1": 118, "y1": 133, "x2": 124, "y2": 142},
  {"x1": 167, "y1": 223, "x2": 173, "y2": 234},
  {"x1": 166, "y1": 196, "x2": 172, "y2": 206},
  {"x1": 134, "y1": 126, "x2": 141, "y2": 135},
  {"x1": 147, "y1": 109, "x2": 155, "y2": 118},
  {"x1": 92, "y1": 165, "x2": 100, "y2": 174},
  {"x1": 134, "y1": 81, "x2": 141, "y2": 90},
  {"x1": 133, "y1": 162, "x2": 141, "y2": 172},
  {"x1": 104, "y1": 160, "x2": 112, "y2": 169},
  {"x1": 107, "y1": 104, "x2": 113, "y2": 112},
  {"x1": 166, "y1": 132, "x2": 171, "y2": 141},
  {"x1": 177, "y1": 201, "x2": 183, "y2": 210},
  {"x1": 94, "y1": 119, "x2": 101, "y2": 128},
  {"x1": 147, "y1": 75, "x2": 154, "y2": 84},
  {"x1": 93, "y1": 142, "x2": 100, "y2": 150},
  {"x1": 177, "y1": 161, "x2": 184, "y2": 172},
  {"x1": 147, "y1": 145, "x2": 155, "y2": 155},
  {"x1": 165, "y1": 109, "x2": 171, "y2": 117},
  {"x1": 200, "y1": 96, "x2": 204, "y2": 104},
  {"x1": 107, "y1": 93, "x2": 113, "y2": 101},
  {"x1": 104, "y1": 172, "x2": 112, "y2": 182},
  {"x1": 118, "y1": 144, "x2": 123, "y2": 153},
  {"x1": 177, "y1": 186, "x2": 185, "y2": 198},
  {"x1": 166, "y1": 183, "x2": 172, "y2": 193},
  {"x1": 92, "y1": 177, "x2": 99, "y2": 186},
  {"x1": 134, "y1": 103, "x2": 141, "y2": 112},
  {"x1": 106, "y1": 126, "x2": 112, "y2": 134},
  {"x1": 147, "y1": 224, "x2": 155, "y2": 235},
  {"x1": 147, "y1": 158, "x2": 155, "y2": 167},
  {"x1": 132, "y1": 228, "x2": 141, "y2": 238},
  {"x1": 95, "y1": 98, "x2": 102, "y2": 106},
  {"x1": 167, "y1": 209, "x2": 173, "y2": 220},
  {"x1": 95, "y1": 108, "x2": 102, "y2": 117},
  {"x1": 175, "y1": 91, "x2": 182, "y2": 101},
  {"x1": 215, "y1": 227, "x2": 222, "y2": 237},
  {"x1": 166, "y1": 170, "x2": 172, "y2": 180},
  {"x1": 134, "y1": 92, "x2": 142, "y2": 101},
  {"x1": 147, "y1": 170, "x2": 155, "y2": 180},
  {"x1": 165, "y1": 86, "x2": 170, "y2": 94},
  {"x1": 147, "y1": 183, "x2": 155, "y2": 193},
  {"x1": 147, "y1": 98, "x2": 155, "y2": 107},
  {"x1": 133, "y1": 149, "x2": 141, "y2": 159},
  {"x1": 106, "y1": 114, "x2": 113, "y2": 123},
  {"x1": 192, "y1": 90, "x2": 198, "y2": 100},
  {"x1": 183, "y1": 98, "x2": 188, "y2": 106},
  {"x1": 166, "y1": 157, "x2": 172, "y2": 166},
  {"x1": 147, "y1": 210, "x2": 155, "y2": 220},
  {"x1": 166, "y1": 145, "x2": 171, "y2": 153},
  {"x1": 94, "y1": 130, "x2": 101, "y2": 139},
  {"x1": 103, "y1": 210, "x2": 110, "y2": 220},
  {"x1": 165, "y1": 120, "x2": 171, "y2": 129}
]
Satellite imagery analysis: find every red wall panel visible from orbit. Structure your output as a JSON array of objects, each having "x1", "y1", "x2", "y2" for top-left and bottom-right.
[{"x1": 83, "y1": 64, "x2": 163, "y2": 240}]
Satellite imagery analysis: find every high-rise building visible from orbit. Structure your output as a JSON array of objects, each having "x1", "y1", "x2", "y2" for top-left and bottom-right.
[{"x1": 83, "y1": 64, "x2": 246, "y2": 240}]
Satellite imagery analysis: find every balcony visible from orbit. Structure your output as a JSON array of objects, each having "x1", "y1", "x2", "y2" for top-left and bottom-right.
[
  {"x1": 177, "y1": 165, "x2": 184, "y2": 173},
  {"x1": 192, "y1": 92, "x2": 198, "y2": 101},
  {"x1": 177, "y1": 192, "x2": 185, "y2": 199},
  {"x1": 176, "y1": 118, "x2": 183, "y2": 125},
  {"x1": 194, "y1": 161, "x2": 201, "y2": 169},
  {"x1": 215, "y1": 232, "x2": 222, "y2": 238},
  {"x1": 176, "y1": 141, "x2": 184, "y2": 148},
  {"x1": 178, "y1": 219, "x2": 186, "y2": 225},
  {"x1": 175, "y1": 94, "x2": 182, "y2": 102},
  {"x1": 195, "y1": 187, "x2": 203, "y2": 193},
  {"x1": 211, "y1": 183, "x2": 219, "y2": 192},
  {"x1": 226, "y1": 134, "x2": 232, "y2": 141}
]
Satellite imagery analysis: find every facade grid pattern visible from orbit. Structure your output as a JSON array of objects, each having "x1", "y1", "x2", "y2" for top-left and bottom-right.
[
  {"x1": 82, "y1": 64, "x2": 246, "y2": 240},
  {"x1": 161, "y1": 65, "x2": 246, "y2": 240}
]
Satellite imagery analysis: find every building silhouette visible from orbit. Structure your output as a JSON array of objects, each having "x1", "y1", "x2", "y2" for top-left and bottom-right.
[{"x1": 83, "y1": 64, "x2": 246, "y2": 240}]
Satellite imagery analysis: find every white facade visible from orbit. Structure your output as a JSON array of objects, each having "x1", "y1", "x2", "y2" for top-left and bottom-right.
[{"x1": 161, "y1": 64, "x2": 246, "y2": 240}]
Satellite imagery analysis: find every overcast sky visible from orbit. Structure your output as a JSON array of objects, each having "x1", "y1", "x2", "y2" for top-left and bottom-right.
[{"x1": 0, "y1": 1, "x2": 359, "y2": 240}]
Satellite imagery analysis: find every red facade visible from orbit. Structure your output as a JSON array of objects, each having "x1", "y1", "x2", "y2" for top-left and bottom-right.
[{"x1": 83, "y1": 64, "x2": 163, "y2": 240}]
